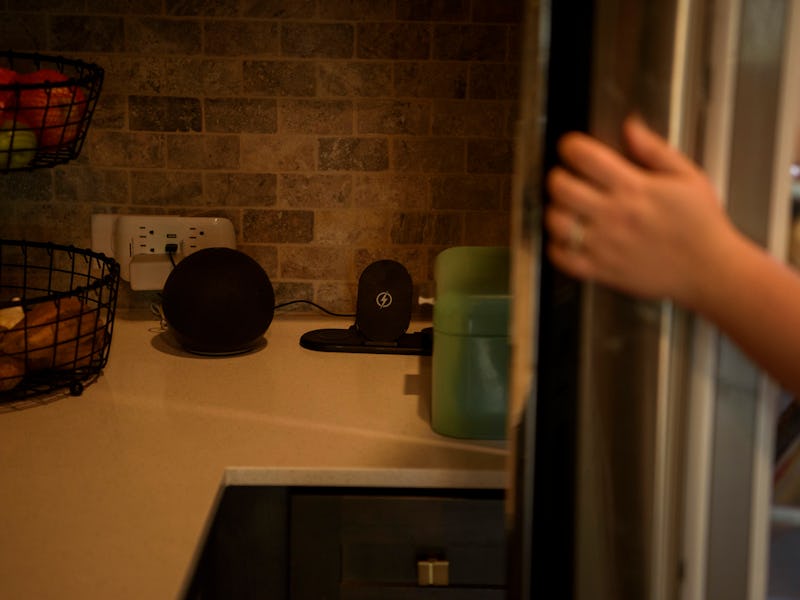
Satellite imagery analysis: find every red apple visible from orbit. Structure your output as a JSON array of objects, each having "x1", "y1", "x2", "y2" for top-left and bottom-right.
[
  {"x1": 0, "y1": 68, "x2": 17, "y2": 122},
  {"x1": 14, "y1": 69, "x2": 86, "y2": 149}
]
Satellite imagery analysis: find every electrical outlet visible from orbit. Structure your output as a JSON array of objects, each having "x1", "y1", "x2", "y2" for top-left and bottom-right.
[{"x1": 91, "y1": 214, "x2": 236, "y2": 290}]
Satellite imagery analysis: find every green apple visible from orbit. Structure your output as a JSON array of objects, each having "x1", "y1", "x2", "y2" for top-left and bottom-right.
[{"x1": 0, "y1": 122, "x2": 37, "y2": 169}]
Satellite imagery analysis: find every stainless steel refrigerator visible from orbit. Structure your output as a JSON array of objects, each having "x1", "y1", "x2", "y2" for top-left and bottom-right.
[{"x1": 507, "y1": 1, "x2": 800, "y2": 599}]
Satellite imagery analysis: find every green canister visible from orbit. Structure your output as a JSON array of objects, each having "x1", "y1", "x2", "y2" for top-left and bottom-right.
[{"x1": 431, "y1": 246, "x2": 510, "y2": 439}]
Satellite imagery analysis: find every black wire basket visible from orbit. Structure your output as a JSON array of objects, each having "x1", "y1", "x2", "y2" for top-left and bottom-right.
[
  {"x1": 0, "y1": 240, "x2": 120, "y2": 402},
  {"x1": 0, "y1": 51, "x2": 104, "y2": 172}
]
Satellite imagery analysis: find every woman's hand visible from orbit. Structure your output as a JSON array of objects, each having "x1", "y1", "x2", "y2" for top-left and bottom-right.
[
  {"x1": 544, "y1": 115, "x2": 800, "y2": 398},
  {"x1": 544, "y1": 115, "x2": 738, "y2": 310}
]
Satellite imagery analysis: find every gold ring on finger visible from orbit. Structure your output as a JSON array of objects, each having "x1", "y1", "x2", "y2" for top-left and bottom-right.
[{"x1": 568, "y1": 217, "x2": 586, "y2": 252}]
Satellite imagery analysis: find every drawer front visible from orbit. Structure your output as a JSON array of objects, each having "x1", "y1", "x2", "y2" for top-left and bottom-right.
[
  {"x1": 290, "y1": 491, "x2": 506, "y2": 599},
  {"x1": 184, "y1": 486, "x2": 506, "y2": 600}
]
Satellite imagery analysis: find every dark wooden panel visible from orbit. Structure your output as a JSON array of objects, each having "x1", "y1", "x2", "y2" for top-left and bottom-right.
[
  {"x1": 183, "y1": 486, "x2": 289, "y2": 600},
  {"x1": 290, "y1": 490, "x2": 506, "y2": 598}
]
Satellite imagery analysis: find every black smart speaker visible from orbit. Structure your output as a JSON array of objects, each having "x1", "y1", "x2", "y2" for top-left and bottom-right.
[{"x1": 161, "y1": 247, "x2": 275, "y2": 355}]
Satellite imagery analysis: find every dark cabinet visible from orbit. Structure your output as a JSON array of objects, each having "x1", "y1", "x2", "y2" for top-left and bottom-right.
[{"x1": 183, "y1": 485, "x2": 506, "y2": 600}]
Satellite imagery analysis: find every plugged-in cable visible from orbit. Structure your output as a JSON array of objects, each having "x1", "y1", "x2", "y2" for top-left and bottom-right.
[
  {"x1": 165, "y1": 244, "x2": 178, "y2": 267},
  {"x1": 274, "y1": 299, "x2": 355, "y2": 318}
]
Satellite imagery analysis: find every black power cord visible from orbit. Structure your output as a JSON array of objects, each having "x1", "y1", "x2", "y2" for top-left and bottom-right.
[
  {"x1": 165, "y1": 245, "x2": 178, "y2": 267},
  {"x1": 274, "y1": 299, "x2": 355, "y2": 318}
]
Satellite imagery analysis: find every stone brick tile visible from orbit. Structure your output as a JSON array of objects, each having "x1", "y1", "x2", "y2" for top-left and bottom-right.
[
  {"x1": 130, "y1": 170, "x2": 203, "y2": 205},
  {"x1": 242, "y1": 209, "x2": 314, "y2": 243},
  {"x1": 49, "y1": 16, "x2": 125, "y2": 52},
  {"x1": 318, "y1": 137, "x2": 389, "y2": 171},
  {"x1": 89, "y1": 94, "x2": 127, "y2": 129},
  {"x1": 471, "y1": 0, "x2": 524, "y2": 24},
  {"x1": 353, "y1": 246, "x2": 428, "y2": 284},
  {"x1": 166, "y1": 134, "x2": 239, "y2": 170},
  {"x1": 71, "y1": 55, "x2": 133, "y2": 96},
  {"x1": 279, "y1": 99, "x2": 353, "y2": 135},
  {"x1": 125, "y1": 17, "x2": 202, "y2": 55},
  {"x1": 238, "y1": 244, "x2": 279, "y2": 278},
  {"x1": 128, "y1": 60, "x2": 181, "y2": 96},
  {"x1": 390, "y1": 212, "x2": 462, "y2": 245},
  {"x1": 464, "y1": 210, "x2": 510, "y2": 245},
  {"x1": 116, "y1": 57, "x2": 242, "y2": 96},
  {"x1": 313, "y1": 281, "x2": 357, "y2": 316},
  {"x1": 282, "y1": 23, "x2": 354, "y2": 59},
  {"x1": 86, "y1": 131, "x2": 165, "y2": 168},
  {"x1": 272, "y1": 281, "x2": 314, "y2": 308},
  {"x1": 204, "y1": 173, "x2": 278, "y2": 206},
  {"x1": 240, "y1": 134, "x2": 316, "y2": 172},
  {"x1": 0, "y1": 200, "x2": 92, "y2": 247},
  {"x1": 314, "y1": 209, "x2": 391, "y2": 245},
  {"x1": 432, "y1": 212, "x2": 466, "y2": 245},
  {"x1": 86, "y1": 0, "x2": 161, "y2": 13},
  {"x1": 8, "y1": 0, "x2": 84, "y2": 11},
  {"x1": 351, "y1": 174, "x2": 427, "y2": 209},
  {"x1": 432, "y1": 100, "x2": 506, "y2": 136},
  {"x1": 392, "y1": 138, "x2": 464, "y2": 173},
  {"x1": 469, "y1": 63, "x2": 519, "y2": 100},
  {"x1": 205, "y1": 98, "x2": 278, "y2": 133},
  {"x1": 166, "y1": 0, "x2": 238, "y2": 16},
  {"x1": 356, "y1": 100, "x2": 429, "y2": 135},
  {"x1": 318, "y1": 0, "x2": 394, "y2": 20},
  {"x1": 243, "y1": 60, "x2": 316, "y2": 96},
  {"x1": 279, "y1": 246, "x2": 350, "y2": 279},
  {"x1": 0, "y1": 170, "x2": 52, "y2": 204},
  {"x1": 394, "y1": 62, "x2": 467, "y2": 99},
  {"x1": 199, "y1": 59, "x2": 244, "y2": 96},
  {"x1": 318, "y1": 62, "x2": 392, "y2": 97},
  {"x1": 204, "y1": 20, "x2": 280, "y2": 56},
  {"x1": 467, "y1": 139, "x2": 513, "y2": 173},
  {"x1": 130, "y1": 96, "x2": 201, "y2": 132},
  {"x1": 356, "y1": 23, "x2": 431, "y2": 59},
  {"x1": 241, "y1": 0, "x2": 315, "y2": 19},
  {"x1": 54, "y1": 166, "x2": 129, "y2": 204},
  {"x1": 433, "y1": 24, "x2": 507, "y2": 61},
  {"x1": 396, "y1": 0, "x2": 469, "y2": 21},
  {"x1": 0, "y1": 14, "x2": 46, "y2": 51},
  {"x1": 426, "y1": 247, "x2": 444, "y2": 279},
  {"x1": 279, "y1": 174, "x2": 352, "y2": 208},
  {"x1": 431, "y1": 175, "x2": 501, "y2": 210}
]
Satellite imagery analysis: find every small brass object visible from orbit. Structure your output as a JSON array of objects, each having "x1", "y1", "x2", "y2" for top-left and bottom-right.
[{"x1": 417, "y1": 558, "x2": 449, "y2": 586}]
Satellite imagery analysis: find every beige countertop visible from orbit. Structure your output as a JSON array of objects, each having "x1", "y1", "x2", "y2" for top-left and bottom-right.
[{"x1": 0, "y1": 311, "x2": 507, "y2": 600}]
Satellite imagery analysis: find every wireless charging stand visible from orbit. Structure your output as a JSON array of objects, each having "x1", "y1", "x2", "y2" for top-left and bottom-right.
[{"x1": 299, "y1": 260, "x2": 432, "y2": 356}]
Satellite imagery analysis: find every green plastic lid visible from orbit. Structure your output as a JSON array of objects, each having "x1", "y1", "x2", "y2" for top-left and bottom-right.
[
  {"x1": 435, "y1": 246, "x2": 510, "y2": 296},
  {"x1": 433, "y1": 246, "x2": 510, "y2": 336}
]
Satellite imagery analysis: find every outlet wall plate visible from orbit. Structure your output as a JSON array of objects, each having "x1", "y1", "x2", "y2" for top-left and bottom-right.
[{"x1": 91, "y1": 214, "x2": 236, "y2": 290}]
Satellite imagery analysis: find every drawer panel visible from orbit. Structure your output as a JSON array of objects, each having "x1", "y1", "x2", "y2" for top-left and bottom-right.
[{"x1": 290, "y1": 490, "x2": 506, "y2": 598}]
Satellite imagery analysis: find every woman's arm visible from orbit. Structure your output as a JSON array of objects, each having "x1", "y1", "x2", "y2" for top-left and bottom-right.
[
  {"x1": 691, "y1": 230, "x2": 800, "y2": 397},
  {"x1": 544, "y1": 115, "x2": 800, "y2": 397}
]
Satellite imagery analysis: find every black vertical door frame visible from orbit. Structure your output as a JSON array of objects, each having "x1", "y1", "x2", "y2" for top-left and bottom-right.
[{"x1": 529, "y1": 0, "x2": 594, "y2": 598}]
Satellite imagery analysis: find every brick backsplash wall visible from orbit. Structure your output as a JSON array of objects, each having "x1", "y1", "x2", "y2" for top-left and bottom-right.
[{"x1": 0, "y1": 0, "x2": 522, "y2": 314}]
